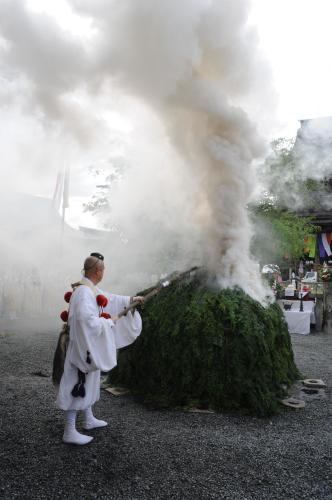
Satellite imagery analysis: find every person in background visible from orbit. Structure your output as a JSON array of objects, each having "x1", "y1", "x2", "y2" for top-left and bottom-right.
[{"x1": 298, "y1": 260, "x2": 304, "y2": 278}]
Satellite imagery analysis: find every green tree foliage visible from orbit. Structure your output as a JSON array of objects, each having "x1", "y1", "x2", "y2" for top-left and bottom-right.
[
  {"x1": 251, "y1": 200, "x2": 318, "y2": 266},
  {"x1": 251, "y1": 138, "x2": 319, "y2": 266},
  {"x1": 108, "y1": 273, "x2": 300, "y2": 416},
  {"x1": 83, "y1": 156, "x2": 128, "y2": 229}
]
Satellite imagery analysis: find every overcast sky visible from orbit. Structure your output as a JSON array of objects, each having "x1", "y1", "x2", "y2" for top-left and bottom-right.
[{"x1": 251, "y1": 0, "x2": 332, "y2": 134}]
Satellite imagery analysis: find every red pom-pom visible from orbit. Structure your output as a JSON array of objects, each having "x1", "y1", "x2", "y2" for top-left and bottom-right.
[
  {"x1": 64, "y1": 291, "x2": 72, "y2": 303},
  {"x1": 96, "y1": 294, "x2": 108, "y2": 307},
  {"x1": 100, "y1": 312, "x2": 111, "y2": 319},
  {"x1": 60, "y1": 310, "x2": 69, "y2": 322}
]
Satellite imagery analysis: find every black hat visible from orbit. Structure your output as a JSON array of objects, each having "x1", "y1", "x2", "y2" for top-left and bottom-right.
[{"x1": 90, "y1": 252, "x2": 104, "y2": 261}]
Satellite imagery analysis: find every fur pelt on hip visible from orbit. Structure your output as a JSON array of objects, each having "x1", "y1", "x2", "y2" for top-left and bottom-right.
[{"x1": 52, "y1": 324, "x2": 69, "y2": 386}]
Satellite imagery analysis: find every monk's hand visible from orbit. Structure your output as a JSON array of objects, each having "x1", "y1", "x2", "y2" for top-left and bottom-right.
[
  {"x1": 111, "y1": 315, "x2": 119, "y2": 323},
  {"x1": 133, "y1": 296, "x2": 145, "y2": 304}
]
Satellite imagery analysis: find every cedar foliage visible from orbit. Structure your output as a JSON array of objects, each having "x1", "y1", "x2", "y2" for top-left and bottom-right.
[{"x1": 108, "y1": 273, "x2": 300, "y2": 416}]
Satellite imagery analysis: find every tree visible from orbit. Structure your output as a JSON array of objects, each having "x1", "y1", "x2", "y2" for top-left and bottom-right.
[
  {"x1": 250, "y1": 200, "x2": 318, "y2": 270},
  {"x1": 83, "y1": 156, "x2": 128, "y2": 232},
  {"x1": 250, "y1": 138, "x2": 319, "y2": 269}
]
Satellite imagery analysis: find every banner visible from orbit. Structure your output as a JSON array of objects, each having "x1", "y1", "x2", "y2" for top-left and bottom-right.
[
  {"x1": 304, "y1": 235, "x2": 316, "y2": 258},
  {"x1": 321, "y1": 233, "x2": 332, "y2": 257}
]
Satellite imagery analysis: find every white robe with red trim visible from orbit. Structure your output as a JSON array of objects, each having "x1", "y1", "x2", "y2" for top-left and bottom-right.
[{"x1": 56, "y1": 277, "x2": 142, "y2": 411}]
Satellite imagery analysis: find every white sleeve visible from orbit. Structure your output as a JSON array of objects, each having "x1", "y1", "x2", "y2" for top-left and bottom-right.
[
  {"x1": 103, "y1": 292, "x2": 131, "y2": 314},
  {"x1": 102, "y1": 292, "x2": 143, "y2": 349},
  {"x1": 113, "y1": 310, "x2": 142, "y2": 349}
]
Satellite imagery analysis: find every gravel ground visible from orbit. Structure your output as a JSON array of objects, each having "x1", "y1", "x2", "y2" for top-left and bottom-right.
[{"x1": 0, "y1": 319, "x2": 331, "y2": 500}]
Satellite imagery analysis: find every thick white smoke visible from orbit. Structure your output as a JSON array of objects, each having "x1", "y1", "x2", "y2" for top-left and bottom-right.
[
  {"x1": 293, "y1": 118, "x2": 332, "y2": 208},
  {"x1": 0, "y1": 0, "x2": 276, "y2": 307},
  {"x1": 260, "y1": 117, "x2": 332, "y2": 212}
]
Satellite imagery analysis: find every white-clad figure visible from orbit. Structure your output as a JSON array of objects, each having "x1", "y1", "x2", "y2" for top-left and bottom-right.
[
  {"x1": 56, "y1": 253, "x2": 143, "y2": 445},
  {"x1": 30, "y1": 267, "x2": 42, "y2": 316},
  {"x1": 3, "y1": 271, "x2": 17, "y2": 320},
  {"x1": 0, "y1": 275, "x2": 4, "y2": 317}
]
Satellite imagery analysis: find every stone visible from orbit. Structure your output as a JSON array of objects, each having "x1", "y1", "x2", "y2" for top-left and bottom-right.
[
  {"x1": 280, "y1": 398, "x2": 305, "y2": 409},
  {"x1": 302, "y1": 378, "x2": 327, "y2": 389}
]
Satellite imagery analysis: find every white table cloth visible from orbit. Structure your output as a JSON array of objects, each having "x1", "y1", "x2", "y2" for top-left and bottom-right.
[
  {"x1": 283, "y1": 310, "x2": 311, "y2": 335},
  {"x1": 278, "y1": 300, "x2": 315, "y2": 324}
]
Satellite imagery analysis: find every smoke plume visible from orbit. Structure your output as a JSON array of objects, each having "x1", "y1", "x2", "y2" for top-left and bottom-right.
[
  {"x1": 260, "y1": 117, "x2": 332, "y2": 211},
  {"x1": 0, "y1": 0, "x2": 276, "y2": 309}
]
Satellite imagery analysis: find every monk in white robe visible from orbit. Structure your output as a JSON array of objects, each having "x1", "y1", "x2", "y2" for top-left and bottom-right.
[{"x1": 56, "y1": 254, "x2": 143, "y2": 445}]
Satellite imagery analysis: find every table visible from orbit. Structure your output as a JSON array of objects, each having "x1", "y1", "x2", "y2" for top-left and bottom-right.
[
  {"x1": 282, "y1": 310, "x2": 311, "y2": 335},
  {"x1": 278, "y1": 300, "x2": 315, "y2": 324}
]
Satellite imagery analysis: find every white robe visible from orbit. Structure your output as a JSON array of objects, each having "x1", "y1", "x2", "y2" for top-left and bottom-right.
[{"x1": 56, "y1": 277, "x2": 142, "y2": 411}]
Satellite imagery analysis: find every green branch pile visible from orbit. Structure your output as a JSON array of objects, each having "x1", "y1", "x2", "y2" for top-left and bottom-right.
[{"x1": 108, "y1": 273, "x2": 300, "y2": 416}]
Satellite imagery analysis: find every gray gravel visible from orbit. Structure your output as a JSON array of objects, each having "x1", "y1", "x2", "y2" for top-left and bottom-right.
[{"x1": 0, "y1": 319, "x2": 331, "y2": 500}]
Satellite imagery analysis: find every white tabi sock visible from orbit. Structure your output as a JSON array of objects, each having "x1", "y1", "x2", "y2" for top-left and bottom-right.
[
  {"x1": 63, "y1": 410, "x2": 93, "y2": 445},
  {"x1": 83, "y1": 406, "x2": 108, "y2": 430}
]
